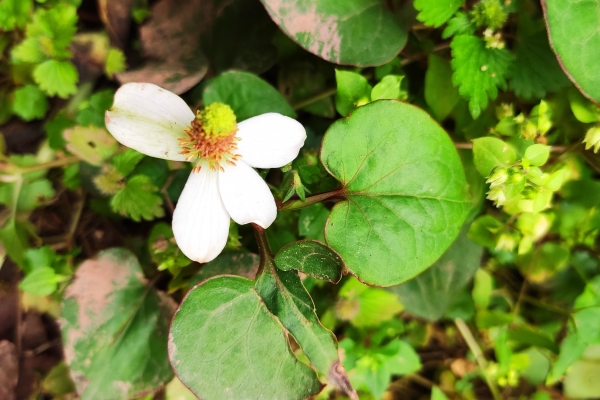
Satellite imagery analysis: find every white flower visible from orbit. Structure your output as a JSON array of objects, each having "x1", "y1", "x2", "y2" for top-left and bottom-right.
[{"x1": 105, "y1": 82, "x2": 306, "y2": 262}]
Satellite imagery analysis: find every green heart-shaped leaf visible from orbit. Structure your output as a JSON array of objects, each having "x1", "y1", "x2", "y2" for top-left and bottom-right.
[
  {"x1": 169, "y1": 275, "x2": 322, "y2": 399},
  {"x1": 321, "y1": 100, "x2": 470, "y2": 286},
  {"x1": 275, "y1": 240, "x2": 343, "y2": 283}
]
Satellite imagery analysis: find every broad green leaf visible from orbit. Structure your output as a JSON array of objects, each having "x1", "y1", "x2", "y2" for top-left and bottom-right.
[
  {"x1": 371, "y1": 75, "x2": 405, "y2": 101},
  {"x1": 111, "y1": 175, "x2": 165, "y2": 221},
  {"x1": 34, "y1": 60, "x2": 79, "y2": 99},
  {"x1": 169, "y1": 275, "x2": 322, "y2": 399},
  {"x1": 442, "y1": 12, "x2": 474, "y2": 38},
  {"x1": 542, "y1": 0, "x2": 600, "y2": 104},
  {"x1": 431, "y1": 386, "x2": 450, "y2": 400},
  {"x1": 275, "y1": 240, "x2": 344, "y2": 283},
  {"x1": 0, "y1": 0, "x2": 32, "y2": 31},
  {"x1": 564, "y1": 344, "x2": 600, "y2": 398},
  {"x1": 568, "y1": 88, "x2": 600, "y2": 123},
  {"x1": 335, "y1": 70, "x2": 372, "y2": 116},
  {"x1": 203, "y1": 70, "x2": 295, "y2": 121},
  {"x1": 472, "y1": 137, "x2": 516, "y2": 176},
  {"x1": 321, "y1": 100, "x2": 470, "y2": 286},
  {"x1": 425, "y1": 54, "x2": 460, "y2": 121},
  {"x1": 61, "y1": 248, "x2": 175, "y2": 399},
  {"x1": 524, "y1": 144, "x2": 550, "y2": 167},
  {"x1": 256, "y1": 258, "x2": 354, "y2": 396},
  {"x1": 414, "y1": 0, "x2": 464, "y2": 28},
  {"x1": 391, "y1": 228, "x2": 483, "y2": 321},
  {"x1": 451, "y1": 34, "x2": 513, "y2": 118},
  {"x1": 12, "y1": 84, "x2": 49, "y2": 121},
  {"x1": 188, "y1": 251, "x2": 260, "y2": 287},
  {"x1": 261, "y1": 0, "x2": 407, "y2": 67},
  {"x1": 19, "y1": 267, "x2": 61, "y2": 295}
]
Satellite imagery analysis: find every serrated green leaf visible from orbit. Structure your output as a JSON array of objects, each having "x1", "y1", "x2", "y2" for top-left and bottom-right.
[
  {"x1": 111, "y1": 175, "x2": 164, "y2": 221},
  {"x1": 20, "y1": 267, "x2": 60, "y2": 295},
  {"x1": 275, "y1": 240, "x2": 344, "y2": 283},
  {"x1": 112, "y1": 149, "x2": 145, "y2": 177},
  {"x1": 76, "y1": 89, "x2": 115, "y2": 127},
  {"x1": 169, "y1": 275, "x2": 322, "y2": 399},
  {"x1": 335, "y1": 70, "x2": 372, "y2": 116},
  {"x1": 442, "y1": 12, "x2": 474, "y2": 39},
  {"x1": 414, "y1": 0, "x2": 464, "y2": 28},
  {"x1": 543, "y1": 0, "x2": 600, "y2": 104},
  {"x1": 451, "y1": 34, "x2": 513, "y2": 118},
  {"x1": 11, "y1": 37, "x2": 45, "y2": 63},
  {"x1": 202, "y1": 70, "x2": 295, "y2": 121},
  {"x1": 391, "y1": 228, "x2": 482, "y2": 321},
  {"x1": 12, "y1": 84, "x2": 49, "y2": 121},
  {"x1": 472, "y1": 137, "x2": 516, "y2": 176},
  {"x1": 45, "y1": 112, "x2": 75, "y2": 150},
  {"x1": 104, "y1": 47, "x2": 126, "y2": 78},
  {"x1": 34, "y1": 60, "x2": 78, "y2": 98},
  {"x1": 261, "y1": 0, "x2": 407, "y2": 67},
  {"x1": 425, "y1": 54, "x2": 460, "y2": 121},
  {"x1": 321, "y1": 101, "x2": 470, "y2": 286},
  {"x1": 0, "y1": 0, "x2": 32, "y2": 31},
  {"x1": 61, "y1": 248, "x2": 175, "y2": 399}
]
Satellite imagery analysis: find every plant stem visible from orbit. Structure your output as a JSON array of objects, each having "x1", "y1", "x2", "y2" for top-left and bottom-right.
[
  {"x1": 280, "y1": 189, "x2": 344, "y2": 211},
  {"x1": 454, "y1": 318, "x2": 502, "y2": 400},
  {"x1": 292, "y1": 88, "x2": 337, "y2": 110},
  {"x1": 20, "y1": 155, "x2": 80, "y2": 173},
  {"x1": 454, "y1": 142, "x2": 570, "y2": 152},
  {"x1": 252, "y1": 224, "x2": 273, "y2": 277}
]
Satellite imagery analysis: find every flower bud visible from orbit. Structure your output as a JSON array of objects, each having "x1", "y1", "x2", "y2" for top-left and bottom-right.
[
  {"x1": 486, "y1": 168, "x2": 508, "y2": 187},
  {"x1": 486, "y1": 186, "x2": 506, "y2": 207},
  {"x1": 583, "y1": 126, "x2": 600, "y2": 153}
]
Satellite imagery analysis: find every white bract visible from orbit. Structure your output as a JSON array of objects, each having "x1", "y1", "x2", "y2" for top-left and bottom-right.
[{"x1": 105, "y1": 82, "x2": 306, "y2": 262}]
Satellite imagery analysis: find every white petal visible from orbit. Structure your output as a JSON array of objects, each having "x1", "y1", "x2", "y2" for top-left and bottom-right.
[
  {"x1": 219, "y1": 161, "x2": 277, "y2": 228},
  {"x1": 105, "y1": 82, "x2": 194, "y2": 161},
  {"x1": 236, "y1": 113, "x2": 306, "y2": 168},
  {"x1": 172, "y1": 169, "x2": 230, "y2": 263}
]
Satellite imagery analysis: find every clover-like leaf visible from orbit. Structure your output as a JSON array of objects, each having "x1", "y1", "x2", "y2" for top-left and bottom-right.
[{"x1": 321, "y1": 100, "x2": 470, "y2": 287}]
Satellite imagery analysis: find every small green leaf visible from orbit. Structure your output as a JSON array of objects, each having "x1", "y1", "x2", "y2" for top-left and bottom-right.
[
  {"x1": 202, "y1": 70, "x2": 295, "y2": 121},
  {"x1": 111, "y1": 175, "x2": 165, "y2": 221},
  {"x1": 451, "y1": 34, "x2": 513, "y2": 118},
  {"x1": 61, "y1": 248, "x2": 175, "y2": 399},
  {"x1": 34, "y1": 60, "x2": 79, "y2": 99},
  {"x1": 75, "y1": 89, "x2": 115, "y2": 127},
  {"x1": 322, "y1": 101, "x2": 470, "y2": 286},
  {"x1": 169, "y1": 275, "x2": 322, "y2": 399},
  {"x1": 371, "y1": 75, "x2": 405, "y2": 101},
  {"x1": 260, "y1": 0, "x2": 407, "y2": 67},
  {"x1": 442, "y1": 12, "x2": 474, "y2": 38},
  {"x1": 431, "y1": 386, "x2": 450, "y2": 400},
  {"x1": 334, "y1": 70, "x2": 372, "y2": 116},
  {"x1": 0, "y1": 0, "x2": 32, "y2": 31},
  {"x1": 568, "y1": 88, "x2": 600, "y2": 123},
  {"x1": 524, "y1": 144, "x2": 550, "y2": 167},
  {"x1": 12, "y1": 84, "x2": 49, "y2": 121},
  {"x1": 472, "y1": 269, "x2": 493, "y2": 309},
  {"x1": 425, "y1": 54, "x2": 460, "y2": 121},
  {"x1": 414, "y1": 0, "x2": 465, "y2": 28},
  {"x1": 275, "y1": 240, "x2": 344, "y2": 283},
  {"x1": 112, "y1": 149, "x2": 145, "y2": 177},
  {"x1": 104, "y1": 47, "x2": 126, "y2": 78},
  {"x1": 20, "y1": 267, "x2": 60, "y2": 295},
  {"x1": 63, "y1": 126, "x2": 118, "y2": 166},
  {"x1": 148, "y1": 222, "x2": 191, "y2": 272},
  {"x1": 472, "y1": 137, "x2": 516, "y2": 176}
]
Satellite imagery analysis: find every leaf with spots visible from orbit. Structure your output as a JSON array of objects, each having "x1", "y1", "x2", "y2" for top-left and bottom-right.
[
  {"x1": 61, "y1": 248, "x2": 176, "y2": 400},
  {"x1": 320, "y1": 100, "x2": 471, "y2": 287},
  {"x1": 542, "y1": 0, "x2": 600, "y2": 104},
  {"x1": 169, "y1": 275, "x2": 322, "y2": 399},
  {"x1": 275, "y1": 240, "x2": 344, "y2": 283},
  {"x1": 260, "y1": 0, "x2": 407, "y2": 67}
]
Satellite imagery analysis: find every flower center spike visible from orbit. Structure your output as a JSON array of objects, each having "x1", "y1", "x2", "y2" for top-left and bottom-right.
[{"x1": 179, "y1": 103, "x2": 241, "y2": 172}]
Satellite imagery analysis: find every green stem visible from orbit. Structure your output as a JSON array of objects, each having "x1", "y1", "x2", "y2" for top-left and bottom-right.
[
  {"x1": 280, "y1": 189, "x2": 344, "y2": 211},
  {"x1": 20, "y1": 155, "x2": 80, "y2": 173},
  {"x1": 292, "y1": 88, "x2": 337, "y2": 111},
  {"x1": 455, "y1": 318, "x2": 502, "y2": 400}
]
